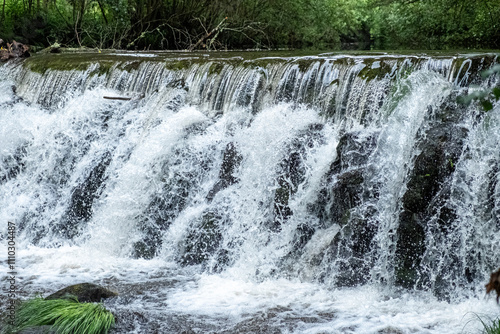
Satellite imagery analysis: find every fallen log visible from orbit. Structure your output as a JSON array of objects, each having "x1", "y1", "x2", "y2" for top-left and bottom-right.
[
  {"x1": 103, "y1": 92, "x2": 145, "y2": 101},
  {"x1": 103, "y1": 96, "x2": 133, "y2": 101}
]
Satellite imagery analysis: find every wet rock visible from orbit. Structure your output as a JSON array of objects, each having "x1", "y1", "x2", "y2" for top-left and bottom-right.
[
  {"x1": 328, "y1": 210, "x2": 377, "y2": 286},
  {"x1": 273, "y1": 151, "x2": 301, "y2": 227},
  {"x1": 132, "y1": 239, "x2": 159, "y2": 260},
  {"x1": 132, "y1": 141, "x2": 211, "y2": 260},
  {"x1": 180, "y1": 211, "x2": 226, "y2": 267},
  {"x1": 318, "y1": 131, "x2": 376, "y2": 221},
  {"x1": 330, "y1": 169, "x2": 364, "y2": 225},
  {"x1": 19, "y1": 326, "x2": 55, "y2": 334},
  {"x1": 45, "y1": 283, "x2": 117, "y2": 302},
  {"x1": 272, "y1": 124, "x2": 324, "y2": 231},
  {"x1": 68, "y1": 155, "x2": 111, "y2": 221},
  {"x1": 401, "y1": 125, "x2": 466, "y2": 214},
  {"x1": 132, "y1": 175, "x2": 191, "y2": 259},
  {"x1": 395, "y1": 97, "x2": 469, "y2": 288},
  {"x1": 109, "y1": 309, "x2": 148, "y2": 333},
  {"x1": 377, "y1": 327, "x2": 405, "y2": 334},
  {"x1": 490, "y1": 166, "x2": 500, "y2": 225},
  {"x1": 306, "y1": 130, "x2": 378, "y2": 286},
  {"x1": 132, "y1": 196, "x2": 178, "y2": 259},
  {"x1": 207, "y1": 142, "x2": 242, "y2": 202},
  {"x1": 0, "y1": 145, "x2": 28, "y2": 184},
  {"x1": 58, "y1": 154, "x2": 111, "y2": 239},
  {"x1": 312, "y1": 130, "x2": 377, "y2": 227},
  {"x1": 275, "y1": 130, "x2": 377, "y2": 286},
  {"x1": 292, "y1": 223, "x2": 316, "y2": 250},
  {"x1": 330, "y1": 130, "x2": 377, "y2": 174}
]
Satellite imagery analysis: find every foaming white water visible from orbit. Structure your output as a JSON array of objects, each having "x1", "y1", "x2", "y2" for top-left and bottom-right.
[
  {"x1": 15, "y1": 246, "x2": 168, "y2": 287},
  {"x1": 219, "y1": 104, "x2": 326, "y2": 277},
  {"x1": 369, "y1": 71, "x2": 453, "y2": 285},
  {"x1": 421, "y1": 100, "x2": 500, "y2": 291},
  {"x1": 7, "y1": 240, "x2": 496, "y2": 334},
  {"x1": 0, "y1": 86, "x2": 144, "y2": 245},
  {"x1": 88, "y1": 105, "x2": 208, "y2": 255},
  {"x1": 4, "y1": 241, "x2": 496, "y2": 334},
  {"x1": 166, "y1": 274, "x2": 493, "y2": 334}
]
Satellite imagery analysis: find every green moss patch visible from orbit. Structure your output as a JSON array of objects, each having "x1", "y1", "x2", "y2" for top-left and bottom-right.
[
  {"x1": 164, "y1": 59, "x2": 194, "y2": 71},
  {"x1": 26, "y1": 56, "x2": 92, "y2": 74},
  {"x1": 358, "y1": 59, "x2": 394, "y2": 81}
]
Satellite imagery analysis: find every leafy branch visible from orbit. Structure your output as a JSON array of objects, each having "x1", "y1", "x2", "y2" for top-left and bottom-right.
[{"x1": 457, "y1": 64, "x2": 500, "y2": 111}]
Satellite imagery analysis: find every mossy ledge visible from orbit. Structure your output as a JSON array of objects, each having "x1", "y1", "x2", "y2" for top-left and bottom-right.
[
  {"x1": 25, "y1": 53, "x2": 115, "y2": 75},
  {"x1": 20, "y1": 51, "x2": 498, "y2": 78}
]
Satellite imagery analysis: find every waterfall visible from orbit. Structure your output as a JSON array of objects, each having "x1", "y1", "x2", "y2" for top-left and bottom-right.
[{"x1": 1, "y1": 51, "x2": 499, "y2": 333}]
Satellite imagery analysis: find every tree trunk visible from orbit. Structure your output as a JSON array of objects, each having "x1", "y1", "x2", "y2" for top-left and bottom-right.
[
  {"x1": 1, "y1": 0, "x2": 6, "y2": 22},
  {"x1": 96, "y1": 0, "x2": 108, "y2": 25},
  {"x1": 79, "y1": 0, "x2": 85, "y2": 28}
]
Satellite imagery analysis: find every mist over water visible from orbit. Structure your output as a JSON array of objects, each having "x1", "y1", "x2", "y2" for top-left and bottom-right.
[{"x1": 1, "y1": 52, "x2": 500, "y2": 333}]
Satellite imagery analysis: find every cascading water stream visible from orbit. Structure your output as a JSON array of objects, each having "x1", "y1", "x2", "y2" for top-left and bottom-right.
[{"x1": 1, "y1": 51, "x2": 500, "y2": 333}]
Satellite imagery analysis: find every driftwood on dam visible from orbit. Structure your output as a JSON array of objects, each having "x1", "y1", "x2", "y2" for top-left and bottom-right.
[
  {"x1": 103, "y1": 93, "x2": 145, "y2": 101},
  {"x1": 103, "y1": 96, "x2": 132, "y2": 101},
  {"x1": 0, "y1": 39, "x2": 30, "y2": 61}
]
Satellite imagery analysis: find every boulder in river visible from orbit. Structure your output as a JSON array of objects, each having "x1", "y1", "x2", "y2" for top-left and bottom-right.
[{"x1": 45, "y1": 283, "x2": 117, "y2": 302}]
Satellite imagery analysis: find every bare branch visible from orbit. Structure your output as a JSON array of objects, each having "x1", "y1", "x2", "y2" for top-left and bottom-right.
[{"x1": 188, "y1": 16, "x2": 228, "y2": 51}]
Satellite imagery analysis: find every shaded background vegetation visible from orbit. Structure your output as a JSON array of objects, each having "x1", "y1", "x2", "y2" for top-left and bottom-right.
[{"x1": 0, "y1": 0, "x2": 499, "y2": 50}]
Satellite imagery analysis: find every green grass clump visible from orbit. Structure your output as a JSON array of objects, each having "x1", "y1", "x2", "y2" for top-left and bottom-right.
[
  {"x1": 471, "y1": 313, "x2": 500, "y2": 334},
  {"x1": 7, "y1": 297, "x2": 115, "y2": 334},
  {"x1": 481, "y1": 317, "x2": 500, "y2": 334}
]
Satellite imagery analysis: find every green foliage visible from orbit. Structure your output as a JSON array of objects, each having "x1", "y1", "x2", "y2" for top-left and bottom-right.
[
  {"x1": 457, "y1": 64, "x2": 500, "y2": 112},
  {"x1": 3, "y1": 297, "x2": 115, "y2": 334},
  {"x1": 369, "y1": 0, "x2": 500, "y2": 50},
  {"x1": 0, "y1": 0, "x2": 370, "y2": 49},
  {"x1": 0, "y1": 0, "x2": 498, "y2": 49}
]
